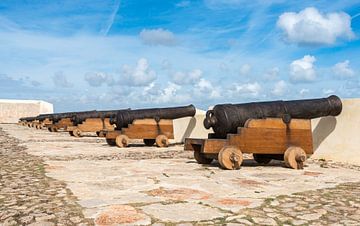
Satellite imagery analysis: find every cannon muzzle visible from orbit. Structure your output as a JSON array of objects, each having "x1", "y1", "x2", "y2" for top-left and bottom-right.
[{"x1": 204, "y1": 95, "x2": 342, "y2": 138}]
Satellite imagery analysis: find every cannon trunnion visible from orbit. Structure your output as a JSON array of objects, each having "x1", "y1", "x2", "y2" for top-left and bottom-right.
[{"x1": 186, "y1": 96, "x2": 343, "y2": 170}]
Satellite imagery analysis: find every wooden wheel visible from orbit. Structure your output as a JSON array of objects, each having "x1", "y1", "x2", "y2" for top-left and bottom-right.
[
  {"x1": 194, "y1": 151, "x2": 213, "y2": 164},
  {"x1": 284, "y1": 146, "x2": 307, "y2": 169},
  {"x1": 156, "y1": 135, "x2": 169, "y2": 147},
  {"x1": 115, "y1": 135, "x2": 129, "y2": 148},
  {"x1": 106, "y1": 138, "x2": 116, "y2": 146},
  {"x1": 49, "y1": 126, "x2": 58, "y2": 132},
  {"x1": 218, "y1": 146, "x2": 243, "y2": 170},
  {"x1": 72, "y1": 128, "x2": 82, "y2": 137},
  {"x1": 143, "y1": 139, "x2": 156, "y2": 146},
  {"x1": 253, "y1": 154, "x2": 272, "y2": 164}
]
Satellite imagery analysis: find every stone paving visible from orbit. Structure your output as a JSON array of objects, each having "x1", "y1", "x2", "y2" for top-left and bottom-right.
[
  {"x1": 0, "y1": 127, "x2": 93, "y2": 226},
  {"x1": 1, "y1": 123, "x2": 360, "y2": 225}
]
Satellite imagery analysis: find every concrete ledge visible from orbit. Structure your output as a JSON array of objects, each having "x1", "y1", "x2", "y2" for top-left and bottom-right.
[
  {"x1": 0, "y1": 99, "x2": 53, "y2": 123},
  {"x1": 312, "y1": 98, "x2": 360, "y2": 165},
  {"x1": 173, "y1": 108, "x2": 212, "y2": 143}
]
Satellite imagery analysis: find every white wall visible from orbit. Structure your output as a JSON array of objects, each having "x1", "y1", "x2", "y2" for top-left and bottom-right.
[
  {"x1": 311, "y1": 98, "x2": 360, "y2": 165},
  {"x1": 173, "y1": 108, "x2": 212, "y2": 143},
  {"x1": 0, "y1": 99, "x2": 53, "y2": 123}
]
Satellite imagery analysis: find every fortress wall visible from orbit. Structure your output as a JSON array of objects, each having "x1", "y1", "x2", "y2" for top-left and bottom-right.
[
  {"x1": 311, "y1": 98, "x2": 360, "y2": 165},
  {"x1": 173, "y1": 108, "x2": 212, "y2": 143},
  {"x1": 0, "y1": 99, "x2": 53, "y2": 123}
]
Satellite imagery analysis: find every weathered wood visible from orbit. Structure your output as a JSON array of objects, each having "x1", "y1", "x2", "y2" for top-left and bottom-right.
[
  {"x1": 284, "y1": 146, "x2": 307, "y2": 169},
  {"x1": 67, "y1": 118, "x2": 114, "y2": 134},
  {"x1": 105, "y1": 119, "x2": 175, "y2": 148},
  {"x1": 218, "y1": 146, "x2": 243, "y2": 170},
  {"x1": 185, "y1": 118, "x2": 313, "y2": 170}
]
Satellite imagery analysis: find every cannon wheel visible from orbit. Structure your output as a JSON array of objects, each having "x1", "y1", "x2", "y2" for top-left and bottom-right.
[
  {"x1": 253, "y1": 154, "x2": 272, "y2": 164},
  {"x1": 106, "y1": 138, "x2": 116, "y2": 146},
  {"x1": 218, "y1": 146, "x2": 243, "y2": 170},
  {"x1": 72, "y1": 128, "x2": 82, "y2": 138},
  {"x1": 194, "y1": 151, "x2": 213, "y2": 164},
  {"x1": 156, "y1": 135, "x2": 169, "y2": 147},
  {"x1": 115, "y1": 135, "x2": 129, "y2": 148},
  {"x1": 144, "y1": 139, "x2": 156, "y2": 146},
  {"x1": 284, "y1": 146, "x2": 307, "y2": 169}
]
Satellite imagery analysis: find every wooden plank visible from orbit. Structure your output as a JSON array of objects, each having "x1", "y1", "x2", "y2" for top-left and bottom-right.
[
  {"x1": 106, "y1": 130, "x2": 121, "y2": 139},
  {"x1": 244, "y1": 118, "x2": 311, "y2": 130},
  {"x1": 132, "y1": 119, "x2": 172, "y2": 125},
  {"x1": 228, "y1": 127, "x2": 313, "y2": 154},
  {"x1": 202, "y1": 139, "x2": 227, "y2": 154},
  {"x1": 184, "y1": 138, "x2": 205, "y2": 151},
  {"x1": 122, "y1": 123, "x2": 174, "y2": 139}
]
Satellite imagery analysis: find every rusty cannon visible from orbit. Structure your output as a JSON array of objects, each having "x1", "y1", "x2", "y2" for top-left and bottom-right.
[
  {"x1": 67, "y1": 110, "x2": 127, "y2": 137},
  {"x1": 105, "y1": 105, "x2": 196, "y2": 148},
  {"x1": 185, "y1": 95, "x2": 342, "y2": 170}
]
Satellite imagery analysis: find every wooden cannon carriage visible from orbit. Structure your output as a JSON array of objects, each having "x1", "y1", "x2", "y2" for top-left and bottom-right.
[
  {"x1": 104, "y1": 105, "x2": 196, "y2": 148},
  {"x1": 185, "y1": 118, "x2": 312, "y2": 170},
  {"x1": 47, "y1": 118, "x2": 73, "y2": 132},
  {"x1": 67, "y1": 118, "x2": 115, "y2": 137},
  {"x1": 185, "y1": 95, "x2": 342, "y2": 170},
  {"x1": 104, "y1": 118, "x2": 174, "y2": 147}
]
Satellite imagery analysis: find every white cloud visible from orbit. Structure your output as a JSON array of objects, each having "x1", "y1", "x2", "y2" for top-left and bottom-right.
[
  {"x1": 271, "y1": 80, "x2": 287, "y2": 96},
  {"x1": 84, "y1": 72, "x2": 114, "y2": 87},
  {"x1": 233, "y1": 82, "x2": 261, "y2": 97},
  {"x1": 277, "y1": 7, "x2": 355, "y2": 45},
  {"x1": 195, "y1": 78, "x2": 221, "y2": 98},
  {"x1": 290, "y1": 55, "x2": 316, "y2": 82},
  {"x1": 52, "y1": 71, "x2": 73, "y2": 88},
  {"x1": 139, "y1": 28, "x2": 177, "y2": 46},
  {"x1": 176, "y1": 1, "x2": 190, "y2": 7},
  {"x1": 299, "y1": 88, "x2": 309, "y2": 96},
  {"x1": 332, "y1": 60, "x2": 354, "y2": 77},
  {"x1": 264, "y1": 67, "x2": 279, "y2": 80},
  {"x1": 122, "y1": 58, "x2": 157, "y2": 86},
  {"x1": 172, "y1": 69, "x2": 202, "y2": 85},
  {"x1": 323, "y1": 89, "x2": 335, "y2": 95},
  {"x1": 240, "y1": 64, "x2": 251, "y2": 76},
  {"x1": 156, "y1": 82, "x2": 191, "y2": 104}
]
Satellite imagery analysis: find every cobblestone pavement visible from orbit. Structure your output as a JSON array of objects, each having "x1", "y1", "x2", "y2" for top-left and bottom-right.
[
  {"x1": 0, "y1": 128, "x2": 93, "y2": 226},
  {"x1": 1, "y1": 124, "x2": 360, "y2": 225}
]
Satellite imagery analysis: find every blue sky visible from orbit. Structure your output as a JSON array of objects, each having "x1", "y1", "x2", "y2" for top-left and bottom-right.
[{"x1": 0, "y1": 0, "x2": 359, "y2": 112}]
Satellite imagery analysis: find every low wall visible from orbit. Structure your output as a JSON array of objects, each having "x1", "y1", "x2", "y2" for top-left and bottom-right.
[
  {"x1": 311, "y1": 98, "x2": 360, "y2": 165},
  {"x1": 173, "y1": 108, "x2": 212, "y2": 143},
  {"x1": 0, "y1": 99, "x2": 53, "y2": 123}
]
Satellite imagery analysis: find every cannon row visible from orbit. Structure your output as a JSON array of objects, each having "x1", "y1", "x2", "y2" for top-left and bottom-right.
[
  {"x1": 19, "y1": 95, "x2": 343, "y2": 170},
  {"x1": 19, "y1": 105, "x2": 196, "y2": 148}
]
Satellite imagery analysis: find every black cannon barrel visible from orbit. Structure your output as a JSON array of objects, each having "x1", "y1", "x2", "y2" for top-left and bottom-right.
[
  {"x1": 49, "y1": 110, "x2": 97, "y2": 123},
  {"x1": 19, "y1": 116, "x2": 36, "y2": 122},
  {"x1": 110, "y1": 105, "x2": 196, "y2": 129},
  {"x1": 36, "y1": 113, "x2": 57, "y2": 122},
  {"x1": 71, "y1": 110, "x2": 128, "y2": 125},
  {"x1": 204, "y1": 95, "x2": 342, "y2": 138}
]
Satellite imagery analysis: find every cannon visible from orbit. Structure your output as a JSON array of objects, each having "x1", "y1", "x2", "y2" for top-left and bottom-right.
[
  {"x1": 185, "y1": 95, "x2": 342, "y2": 170},
  {"x1": 45, "y1": 111, "x2": 97, "y2": 132},
  {"x1": 19, "y1": 116, "x2": 36, "y2": 127},
  {"x1": 67, "y1": 110, "x2": 127, "y2": 137},
  {"x1": 105, "y1": 105, "x2": 196, "y2": 148}
]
